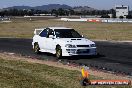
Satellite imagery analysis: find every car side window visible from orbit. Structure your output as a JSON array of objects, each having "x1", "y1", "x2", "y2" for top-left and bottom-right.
[{"x1": 39, "y1": 29, "x2": 48, "y2": 37}]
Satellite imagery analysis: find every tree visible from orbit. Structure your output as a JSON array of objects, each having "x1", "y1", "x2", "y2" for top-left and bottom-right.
[
  {"x1": 0, "y1": 11, "x2": 4, "y2": 17},
  {"x1": 119, "y1": 16, "x2": 124, "y2": 19},
  {"x1": 51, "y1": 9, "x2": 58, "y2": 17},
  {"x1": 109, "y1": 9, "x2": 116, "y2": 18},
  {"x1": 58, "y1": 8, "x2": 66, "y2": 16},
  {"x1": 126, "y1": 15, "x2": 132, "y2": 19},
  {"x1": 129, "y1": 10, "x2": 132, "y2": 16},
  {"x1": 68, "y1": 9, "x2": 75, "y2": 15},
  {"x1": 101, "y1": 15, "x2": 110, "y2": 18}
]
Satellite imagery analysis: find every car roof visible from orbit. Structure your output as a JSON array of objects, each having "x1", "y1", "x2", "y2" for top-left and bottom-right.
[{"x1": 48, "y1": 27, "x2": 72, "y2": 30}]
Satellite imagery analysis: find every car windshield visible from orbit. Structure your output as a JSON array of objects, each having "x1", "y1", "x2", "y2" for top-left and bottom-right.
[{"x1": 55, "y1": 29, "x2": 82, "y2": 38}]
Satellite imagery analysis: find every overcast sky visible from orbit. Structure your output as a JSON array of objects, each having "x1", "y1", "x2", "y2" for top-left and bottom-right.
[{"x1": 0, "y1": 0, "x2": 132, "y2": 10}]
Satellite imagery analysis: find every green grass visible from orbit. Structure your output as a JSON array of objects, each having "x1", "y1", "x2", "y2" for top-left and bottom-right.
[
  {"x1": 0, "y1": 18, "x2": 132, "y2": 41},
  {"x1": 0, "y1": 56, "x2": 131, "y2": 88},
  {"x1": 0, "y1": 58, "x2": 80, "y2": 88}
]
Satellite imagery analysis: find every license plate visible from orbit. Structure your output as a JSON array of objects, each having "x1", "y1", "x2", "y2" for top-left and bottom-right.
[{"x1": 77, "y1": 49, "x2": 89, "y2": 54}]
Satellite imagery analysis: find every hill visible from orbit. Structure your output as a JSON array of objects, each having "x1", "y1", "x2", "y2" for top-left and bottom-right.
[
  {"x1": 4, "y1": 4, "x2": 95, "y2": 11},
  {"x1": 4, "y1": 4, "x2": 72, "y2": 11}
]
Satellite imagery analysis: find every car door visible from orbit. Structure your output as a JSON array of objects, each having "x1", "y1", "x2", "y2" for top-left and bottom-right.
[
  {"x1": 46, "y1": 29, "x2": 56, "y2": 51},
  {"x1": 38, "y1": 29, "x2": 48, "y2": 50}
]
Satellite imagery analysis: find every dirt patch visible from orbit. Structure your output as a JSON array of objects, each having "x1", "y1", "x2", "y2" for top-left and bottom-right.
[{"x1": 0, "y1": 52, "x2": 132, "y2": 82}]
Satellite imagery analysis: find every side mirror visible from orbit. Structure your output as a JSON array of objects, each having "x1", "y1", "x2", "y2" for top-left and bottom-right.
[
  {"x1": 49, "y1": 35, "x2": 54, "y2": 38},
  {"x1": 49, "y1": 35, "x2": 56, "y2": 39},
  {"x1": 82, "y1": 35, "x2": 84, "y2": 38}
]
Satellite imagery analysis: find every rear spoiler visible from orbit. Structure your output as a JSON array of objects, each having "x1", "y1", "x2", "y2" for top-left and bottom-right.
[{"x1": 34, "y1": 29, "x2": 44, "y2": 35}]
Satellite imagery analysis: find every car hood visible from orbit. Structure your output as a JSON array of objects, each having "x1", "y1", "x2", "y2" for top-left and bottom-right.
[{"x1": 57, "y1": 38, "x2": 95, "y2": 45}]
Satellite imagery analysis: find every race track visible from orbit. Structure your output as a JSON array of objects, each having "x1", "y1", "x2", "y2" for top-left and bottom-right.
[{"x1": 0, "y1": 38, "x2": 131, "y2": 75}]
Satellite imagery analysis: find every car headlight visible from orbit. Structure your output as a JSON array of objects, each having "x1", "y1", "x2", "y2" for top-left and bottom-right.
[
  {"x1": 90, "y1": 44, "x2": 96, "y2": 47},
  {"x1": 65, "y1": 44, "x2": 76, "y2": 48}
]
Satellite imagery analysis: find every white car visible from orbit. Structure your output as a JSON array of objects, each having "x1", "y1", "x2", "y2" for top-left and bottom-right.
[{"x1": 32, "y1": 27, "x2": 97, "y2": 58}]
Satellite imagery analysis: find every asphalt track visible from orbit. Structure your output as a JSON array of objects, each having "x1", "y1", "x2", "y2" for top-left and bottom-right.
[{"x1": 0, "y1": 38, "x2": 132, "y2": 76}]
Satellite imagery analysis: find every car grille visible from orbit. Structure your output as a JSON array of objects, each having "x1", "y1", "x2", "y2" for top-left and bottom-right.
[
  {"x1": 77, "y1": 45, "x2": 89, "y2": 47},
  {"x1": 77, "y1": 49, "x2": 89, "y2": 54}
]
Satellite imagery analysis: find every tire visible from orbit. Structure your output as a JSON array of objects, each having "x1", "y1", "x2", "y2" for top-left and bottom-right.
[
  {"x1": 56, "y1": 46, "x2": 62, "y2": 59},
  {"x1": 34, "y1": 43, "x2": 40, "y2": 54}
]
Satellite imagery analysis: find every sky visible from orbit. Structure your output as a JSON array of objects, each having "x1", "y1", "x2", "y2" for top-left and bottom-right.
[{"x1": 0, "y1": 0, "x2": 132, "y2": 10}]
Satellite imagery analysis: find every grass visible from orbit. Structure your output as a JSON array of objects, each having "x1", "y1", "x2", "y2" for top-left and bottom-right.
[
  {"x1": 0, "y1": 18, "x2": 132, "y2": 41},
  {"x1": 0, "y1": 57, "x2": 83, "y2": 88},
  {"x1": 0, "y1": 55, "x2": 131, "y2": 88}
]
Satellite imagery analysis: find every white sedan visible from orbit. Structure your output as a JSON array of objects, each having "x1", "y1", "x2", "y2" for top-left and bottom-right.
[{"x1": 32, "y1": 27, "x2": 97, "y2": 58}]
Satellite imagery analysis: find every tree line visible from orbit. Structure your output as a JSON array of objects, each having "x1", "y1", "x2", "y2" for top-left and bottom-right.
[{"x1": 0, "y1": 8, "x2": 132, "y2": 19}]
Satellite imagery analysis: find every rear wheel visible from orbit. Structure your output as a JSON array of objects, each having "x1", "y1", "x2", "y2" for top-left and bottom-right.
[
  {"x1": 34, "y1": 43, "x2": 40, "y2": 54},
  {"x1": 56, "y1": 46, "x2": 62, "y2": 59}
]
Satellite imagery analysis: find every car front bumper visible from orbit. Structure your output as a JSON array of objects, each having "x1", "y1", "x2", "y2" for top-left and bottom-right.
[{"x1": 62, "y1": 47, "x2": 97, "y2": 56}]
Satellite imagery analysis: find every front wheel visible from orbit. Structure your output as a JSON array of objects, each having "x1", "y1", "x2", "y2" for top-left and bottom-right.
[{"x1": 56, "y1": 46, "x2": 62, "y2": 59}]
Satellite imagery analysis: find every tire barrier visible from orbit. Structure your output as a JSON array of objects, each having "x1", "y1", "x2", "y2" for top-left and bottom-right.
[
  {"x1": 60, "y1": 18, "x2": 132, "y2": 23},
  {"x1": 88, "y1": 19, "x2": 101, "y2": 22}
]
